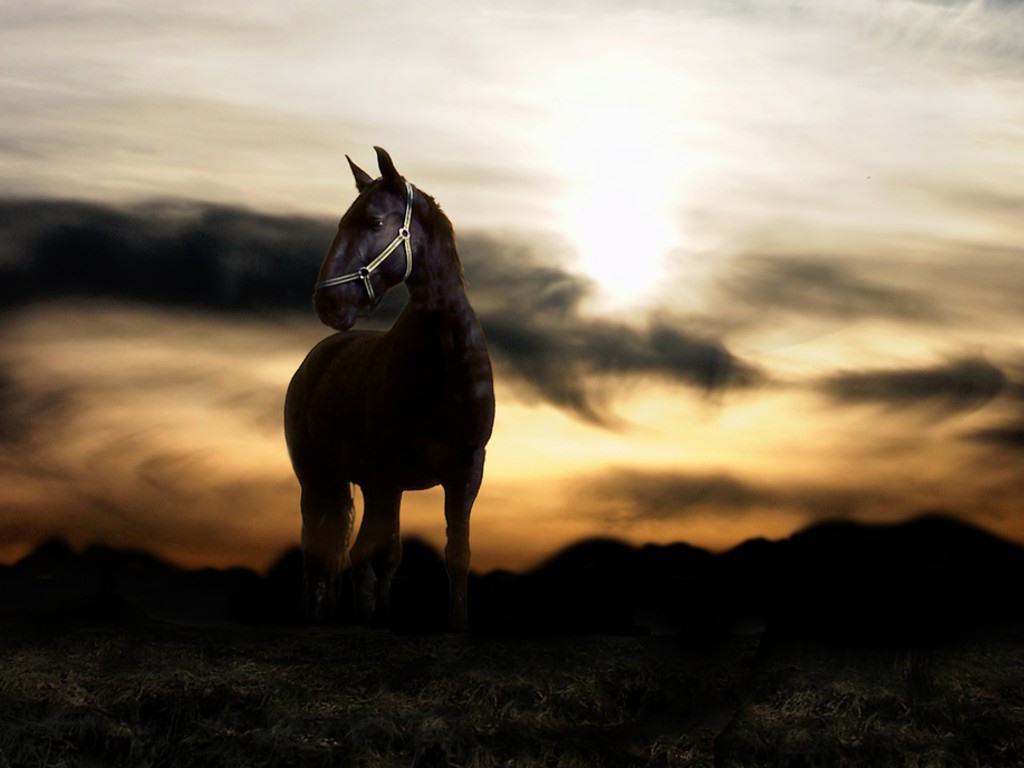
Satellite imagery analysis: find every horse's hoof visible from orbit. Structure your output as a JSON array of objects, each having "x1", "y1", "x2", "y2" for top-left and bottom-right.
[
  {"x1": 354, "y1": 597, "x2": 376, "y2": 626},
  {"x1": 302, "y1": 577, "x2": 335, "y2": 623}
]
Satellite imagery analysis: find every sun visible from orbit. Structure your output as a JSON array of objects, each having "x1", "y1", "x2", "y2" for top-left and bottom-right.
[
  {"x1": 530, "y1": 42, "x2": 696, "y2": 311},
  {"x1": 561, "y1": 144, "x2": 678, "y2": 310}
]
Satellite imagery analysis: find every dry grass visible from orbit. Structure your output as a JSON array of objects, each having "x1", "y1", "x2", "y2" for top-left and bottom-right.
[
  {"x1": 2, "y1": 622, "x2": 1022, "y2": 767},
  {"x1": 716, "y1": 635, "x2": 1024, "y2": 767},
  {"x1": 0, "y1": 624, "x2": 754, "y2": 768}
]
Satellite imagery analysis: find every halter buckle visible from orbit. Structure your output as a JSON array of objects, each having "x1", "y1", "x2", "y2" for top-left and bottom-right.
[
  {"x1": 398, "y1": 227, "x2": 410, "y2": 240},
  {"x1": 357, "y1": 266, "x2": 371, "y2": 278}
]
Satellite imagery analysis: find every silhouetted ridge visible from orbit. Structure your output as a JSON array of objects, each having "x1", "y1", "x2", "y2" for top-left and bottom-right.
[
  {"x1": 766, "y1": 512, "x2": 1024, "y2": 642},
  {"x1": 11, "y1": 536, "x2": 76, "y2": 575},
  {"x1": 254, "y1": 547, "x2": 304, "y2": 624},
  {"x1": 390, "y1": 538, "x2": 449, "y2": 633},
  {"x1": 4, "y1": 514, "x2": 1022, "y2": 638}
]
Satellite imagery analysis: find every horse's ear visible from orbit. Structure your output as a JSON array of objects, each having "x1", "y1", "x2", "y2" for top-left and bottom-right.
[
  {"x1": 346, "y1": 155, "x2": 373, "y2": 192},
  {"x1": 374, "y1": 146, "x2": 401, "y2": 183}
]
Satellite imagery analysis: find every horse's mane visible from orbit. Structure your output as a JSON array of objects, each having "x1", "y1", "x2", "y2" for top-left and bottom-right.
[{"x1": 420, "y1": 188, "x2": 465, "y2": 286}]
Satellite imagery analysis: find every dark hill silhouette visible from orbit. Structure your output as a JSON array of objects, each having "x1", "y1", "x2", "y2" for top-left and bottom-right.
[
  {"x1": 3, "y1": 537, "x2": 265, "y2": 629},
  {"x1": 2, "y1": 513, "x2": 1022, "y2": 640},
  {"x1": 765, "y1": 513, "x2": 1024, "y2": 641},
  {"x1": 468, "y1": 538, "x2": 715, "y2": 635}
]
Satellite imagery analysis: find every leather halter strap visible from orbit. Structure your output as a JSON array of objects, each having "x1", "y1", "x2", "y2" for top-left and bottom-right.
[{"x1": 315, "y1": 180, "x2": 414, "y2": 300}]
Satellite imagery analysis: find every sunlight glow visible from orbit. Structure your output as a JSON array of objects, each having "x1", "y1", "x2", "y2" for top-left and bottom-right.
[
  {"x1": 542, "y1": 45, "x2": 690, "y2": 308},
  {"x1": 562, "y1": 142, "x2": 678, "y2": 308}
]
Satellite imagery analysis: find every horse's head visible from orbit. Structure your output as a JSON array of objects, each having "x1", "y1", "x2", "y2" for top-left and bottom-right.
[{"x1": 314, "y1": 146, "x2": 422, "y2": 331}]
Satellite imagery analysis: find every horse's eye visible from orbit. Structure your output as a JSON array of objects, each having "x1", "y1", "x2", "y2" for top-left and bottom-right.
[{"x1": 370, "y1": 217, "x2": 384, "y2": 230}]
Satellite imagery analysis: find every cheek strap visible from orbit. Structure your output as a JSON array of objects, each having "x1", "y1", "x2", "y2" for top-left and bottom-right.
[{"x1": 316, "y1": 180, "x2": 414, "y2": 299}]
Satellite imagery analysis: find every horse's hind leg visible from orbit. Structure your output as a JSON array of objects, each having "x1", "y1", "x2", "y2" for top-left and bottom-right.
[
  {"x1": 350, "y1": 485, "x2": 402, "y2": 626},
  {"x1": 443, "y1": 447, "x2": 485, "y2": 632},
  {"x1": 300, "y1": 481, "x2": 354, "y2": 622}
]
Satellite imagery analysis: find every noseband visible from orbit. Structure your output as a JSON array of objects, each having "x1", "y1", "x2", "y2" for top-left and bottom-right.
[{"x1": 315, "y1": 180, "x2": 414, "y2": 301}]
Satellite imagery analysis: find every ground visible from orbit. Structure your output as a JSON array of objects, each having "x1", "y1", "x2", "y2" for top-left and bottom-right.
[{"x1": 2, "y1": 621, "x2": 1022, "y2": 768}]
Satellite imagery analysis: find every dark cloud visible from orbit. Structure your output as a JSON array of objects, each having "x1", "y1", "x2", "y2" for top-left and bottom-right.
[
  {"x1": 480, "y1": 310, "x2": 758, "y2": 423},
  {"x1": 0, "y1": 198, "x2": 759, "y2": 423},
  {"x1": 590, "y1": 471, "x2": 770, "y2": 520},
  {"x1": 815, "y1": 357, "x2": 1007, "y2": 413},
  {"x1": 584, "y1": 468, "x2": 880, "y2": 523},
  {"x1": 698, "y1": 236, "x2": 1024, "y2": 344},
  {"x1": 0, "y1": 198, "x2": 333, "y2": 312},
  {"x1": 714, "y1": 255, "x2": 943, "y2": 327},
  {"x1": 966, "y1": 423, "x2": 1024, "y2": 451}
]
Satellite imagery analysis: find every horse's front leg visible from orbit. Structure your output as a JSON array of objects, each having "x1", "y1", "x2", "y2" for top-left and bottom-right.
[
  {"x1": 350, "y1": 485, "x2": 402, "y2": 626},
  {"x1": 443, "y1": 447, "x2": 485, "y2": 632},
  {"x1": 300, "y1": 481, "x2": 354, "y2": 622}
]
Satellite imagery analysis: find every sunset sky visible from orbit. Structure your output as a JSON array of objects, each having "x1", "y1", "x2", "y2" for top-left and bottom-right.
[{"x1": 1, "y1": 0, "x2": 1022, "y2": 572}]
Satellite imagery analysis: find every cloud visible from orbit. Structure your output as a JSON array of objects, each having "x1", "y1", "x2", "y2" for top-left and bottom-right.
[
  {"x1": 815, "y1": 357, "x2": 1007, "y2": 413},
  {"x1": 582, "y1": 468, "x2": 882, "y2": 523},
  {"x1": 966, "y1": 422, "x2": 1024, "y2": 452},
  {"x1": 713, "y1": 255, "x2": 943, "y2": 328},
  {"x1": 589, "y1": 471, "x2": 772, "y2": 520},
  {"x1": 0, "y1": 198, "x2": 759, "y2": 423},
  {"x1": 479, "y1": 307, "x2": 759, "y2": 424},
  {"x1": 0, "y1": 198, "x2": 332, "y2": 312},
  {"x1": 0, "y1": 366, "x2": 71, "y2": 446}
]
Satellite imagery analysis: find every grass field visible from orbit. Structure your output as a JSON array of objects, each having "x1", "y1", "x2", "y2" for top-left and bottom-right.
[{"x1": 2, "y1": 621, "x2": 1022, "y2": 767}]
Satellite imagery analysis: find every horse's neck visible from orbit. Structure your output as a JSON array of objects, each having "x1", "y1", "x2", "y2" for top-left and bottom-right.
[
  {"x1": 406, "y1": 267, "x2": 467, "y2": 314},
  {"x1": 393, "y1": 227, "x2": 493, "y2": 444},
  {"x1": 403, "y1": 282, "x2": 484, "y2": 354},
  {"x1": 402, "y1": 229, "x2": 485, "y2": 351}
]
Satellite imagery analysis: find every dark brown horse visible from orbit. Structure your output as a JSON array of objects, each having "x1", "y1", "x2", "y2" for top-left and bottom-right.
[{"x1": 284, "y1": 147, "x2": 494, "y2": 630}]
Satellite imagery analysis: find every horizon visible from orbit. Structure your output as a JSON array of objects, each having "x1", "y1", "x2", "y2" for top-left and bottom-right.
[
  {"x1": 1, "y1": 0, "x2": 1023, "y2": 572},
  {"x1": 8, "y1": 509, "x2": 1012, "y2": 578}
]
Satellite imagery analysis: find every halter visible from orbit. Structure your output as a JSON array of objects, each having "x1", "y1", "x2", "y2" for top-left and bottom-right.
[{"x1": 315, "y1": 180, "x2": 414, "y2": 301}]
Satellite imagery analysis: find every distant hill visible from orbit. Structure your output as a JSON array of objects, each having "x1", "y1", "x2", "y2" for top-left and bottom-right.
[{"x1": 3, "y1": 513, "x2": 1022, "y2": 640}]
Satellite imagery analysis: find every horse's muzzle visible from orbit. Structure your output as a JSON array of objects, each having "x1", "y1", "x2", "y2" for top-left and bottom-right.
[{"x1": 313, "y1": 289, "x2": 358, "y2": 331}]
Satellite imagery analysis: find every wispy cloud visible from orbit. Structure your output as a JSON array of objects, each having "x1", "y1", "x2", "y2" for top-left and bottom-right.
[
  {"x1": 579, "y1": 467, "x2": 890, "y2": 524},
  {"x1": 815, "y1": 357, "x2": 1008, "y2": 414},
  {"x1": 712, "y1": 255, "x2": 944, "y2": 328},
  {"x1": 967, "y1": 422, "x2": 1024, "y2": 452}
]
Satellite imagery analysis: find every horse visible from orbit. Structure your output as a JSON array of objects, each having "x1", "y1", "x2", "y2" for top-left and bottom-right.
[{"x1": 284, "y1": 147, "x2": 495, "y2": 631}]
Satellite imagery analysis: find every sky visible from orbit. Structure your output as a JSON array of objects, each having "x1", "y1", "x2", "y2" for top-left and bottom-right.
[{"x1": 1, "y1": 0, "x2": 1022, "y2": 572}]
